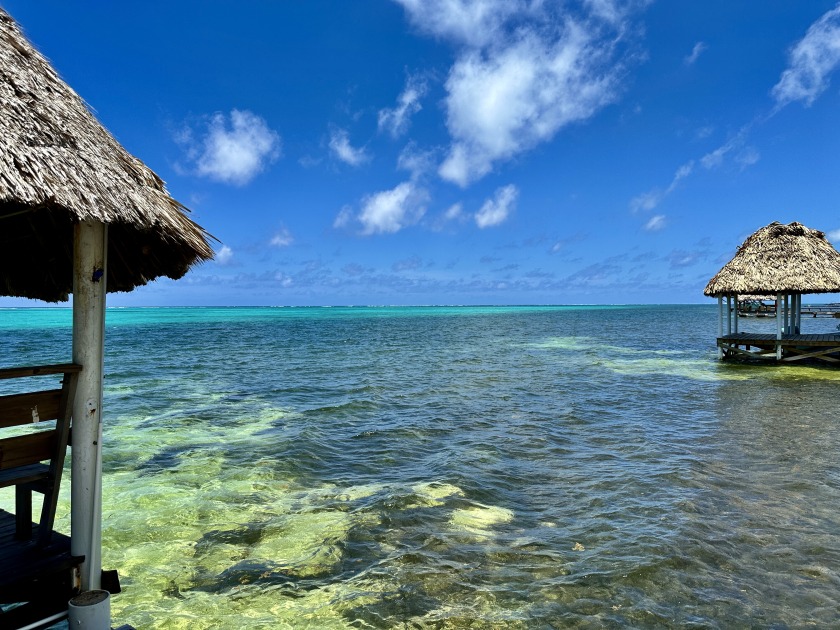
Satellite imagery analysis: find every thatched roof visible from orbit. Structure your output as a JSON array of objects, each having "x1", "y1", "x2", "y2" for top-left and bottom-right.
[
  {"x1": 0, "y1": 9, "x2": 214, "y2": 302},
  {"x1": 704, "y1": 222, "x2": 840, "y2": 297}
]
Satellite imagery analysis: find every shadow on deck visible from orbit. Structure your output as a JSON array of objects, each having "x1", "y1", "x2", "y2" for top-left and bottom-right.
[{"x1": 0, "y1": 509, "x2": 83, "y2": 628}]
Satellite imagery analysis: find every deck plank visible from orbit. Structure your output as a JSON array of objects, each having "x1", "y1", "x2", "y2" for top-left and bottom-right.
[{"x1": 0, "y1": 509, "x2": 82, "y2": 616}]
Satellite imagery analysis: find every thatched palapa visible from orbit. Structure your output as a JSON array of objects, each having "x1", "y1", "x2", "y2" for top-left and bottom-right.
[
  {"x1": 0, "y1": 9, "x2": 214, "y2": 302},
  {"x1": 704, "y1": 221, "x2": 840, "y2": 297}
]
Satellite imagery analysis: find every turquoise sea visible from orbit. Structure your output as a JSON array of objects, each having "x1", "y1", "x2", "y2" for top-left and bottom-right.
[{"x1": 3, "y1": 305, "x2": 840, "y2": 629}]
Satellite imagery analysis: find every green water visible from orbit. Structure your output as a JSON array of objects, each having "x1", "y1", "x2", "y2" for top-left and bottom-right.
[{"x1": 2, "y1": 305, "x2": 840, "y2": 628}]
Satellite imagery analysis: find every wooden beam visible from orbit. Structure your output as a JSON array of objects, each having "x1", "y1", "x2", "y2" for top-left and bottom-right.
[
  {"x1": 0, "y1": 364, "x2": 82, "y2": 380},
  {"x1": 781, "y1": 346, "x2": 840, "y2": 363}
]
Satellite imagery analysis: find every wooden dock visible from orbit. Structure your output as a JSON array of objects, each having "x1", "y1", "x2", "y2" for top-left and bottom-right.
[
  {"x1": 800, "y1": 304, "x2": 840, "y2": 318},
  {"x1": 717, "y1": 332, "x2": 840, "y2": 363},
  {"x1": 0, "y1": 510, "x2": 83, "y2": 628}
]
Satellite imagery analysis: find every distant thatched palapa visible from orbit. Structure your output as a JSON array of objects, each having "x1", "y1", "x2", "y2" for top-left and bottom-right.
[
  {"x1": 704, "y1": 221, "x2": 840, "y2": 297},
  {"x1": 0, "y1": 8, "x2": 214, "y2": 302},
  {"x1": 705, "y1": 221, "x2": 840, "y2": 363}
]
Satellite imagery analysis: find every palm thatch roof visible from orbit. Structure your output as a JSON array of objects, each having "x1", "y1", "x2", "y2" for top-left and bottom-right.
[
  {"x1": 0, "y1": 9, "x2": 214, "y2": 302},
  {"x1": 704, "y1": 221, "x2": 840, "y2": 297}
]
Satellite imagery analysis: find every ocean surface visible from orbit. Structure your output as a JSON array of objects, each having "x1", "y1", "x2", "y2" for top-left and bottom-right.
[{"x1": 2, "y1": 304, "x2": 840, "y2": 629}]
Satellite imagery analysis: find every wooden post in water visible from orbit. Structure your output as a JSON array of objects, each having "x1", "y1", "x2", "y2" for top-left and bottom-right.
[
  {"x1": 72, "y1": 220, "x2": 107, "y2": 592},
  {"x1": 717, "y1": 296, "x2": 723, "y2": 359}
]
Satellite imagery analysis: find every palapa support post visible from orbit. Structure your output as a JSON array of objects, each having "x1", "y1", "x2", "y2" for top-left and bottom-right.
[
  {"x1": 71, "y1": 220, "x2": 107, "y2": 592},
  {"x1": 733, "y1": 293, "x2": 739, "y2": 334},
  {"x1": 717, "y1": 297, "x2": 723, "y2": 359},
  {"x1": 776, "y1": 292, "x2": 783, "y2": 360},
  {"x1": 726, "y1": 295, "x2": 732, "y2": 336}
]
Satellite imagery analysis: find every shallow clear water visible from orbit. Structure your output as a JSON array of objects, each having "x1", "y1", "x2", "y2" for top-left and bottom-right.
[{"x1": 2, "y1": 305, "x2": 840, "y2": 628}]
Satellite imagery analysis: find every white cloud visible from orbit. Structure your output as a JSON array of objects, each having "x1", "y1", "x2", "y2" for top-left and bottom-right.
[
  {"x1": 439, "y1": 24, "x2": 621, "y2": 186},
  {"x1": 584, "y1": 0, "x2": 635, "y2": 26},
  {"x1": 773, "y1": 5, "x2": 840, "y2": 107},
  {"x1": 187, "y1": 110, "x2": 280, "y2": 185},
  {"x1": 828, "y1": 228, "x2": 840, "y2": 242},
  {"x1": 394, "y1": 0, "x2": 631, "y2": 187},
  {"x1": 329, "y1": 128, "x2": 370, "y2": 166},
  {"x1": 358, "y1": 181, "x2": 429, "y2": 234},
  {"x1": 644, "y1": 214, "x2": 666, "y2": 231},
  {"x1": 378, "y1": 76, "x2": 428, "y2": 137},
  {"x1": 684, "y1": 41, "x2": 706, "y2": 66},
  {"x1": 333, "y1": 206, "x2": 354, "y2": 229},
  {"x1": 629, "y1": 189, "x2": 663, "y2": 213},
  {"x1": 432, "y1": 202, "x2": 466, "y2": 231},
  {"x1": 274, "y1": 271, "x2": 293, "y2": 287},
  {"x1": 475, "y1": 184, "x2": 518, "y2": 228},
  {"x1": 630, "y1": 161, "x2": 693, "y2": 212},
  {"x1": 216, "y1": 245, "x2": 234, "y2": 265},
  {"x1": 445, "y1": 203, "x2": 464, "y2": 220},
  {"x1": 270, "y1": 227, "x2": 293, "y2": 247},
  {"x1": 397, "y1": 143, "x2": 436, "y2": 180},
  {"x1": 736, "y1": 147, "x2": 760, "y2": 169},
  {"x1": 393, "y1": 0, "x2": 526, "y2": 48}
]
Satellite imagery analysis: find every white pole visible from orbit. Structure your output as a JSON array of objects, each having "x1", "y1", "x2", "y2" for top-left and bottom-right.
[
  {"x1": 734, "y1": 293, "x2": 739, "y2": 334},
  {"x1": 783, "y1": 293, "x2": 790, "y2": 335},
  {"x1": 776, "y1": 292, "x2": 782, "y2": 359},
  {"x1": 796, "y1": 294, "x2": 802, "y2": 333},
  {"x1": 72, "y1": 220, "x2": 107, "y2": 592},
  {"x1": 68, "y1": 590, "x2": 111, "y2": 629},
  {"x1": 717, "y1": 296, "x2": 723, "y2": 359},
  {"x1": 726, "y1": 295, "x2": 732, "y2": 335}
]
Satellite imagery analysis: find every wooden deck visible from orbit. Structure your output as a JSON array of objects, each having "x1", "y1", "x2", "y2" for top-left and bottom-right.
[
  {"x1": 0, "y1": 509, "x2": 82, "y2": 628},
  {"x1": 801, "y1": 304, "x2": 840, "y2": 318},
  {"x1": 717, "y1": 332, "x2": 840, "y2": 363}
]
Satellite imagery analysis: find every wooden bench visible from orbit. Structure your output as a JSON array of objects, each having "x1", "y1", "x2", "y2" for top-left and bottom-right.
[{"x1": 0, "y1": 363, "x2": 81, "y2": 545}]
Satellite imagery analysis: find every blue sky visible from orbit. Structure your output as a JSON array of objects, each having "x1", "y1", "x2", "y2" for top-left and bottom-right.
[{"x1": 4, "y1": 0, "x2": 840, "y2": 306}]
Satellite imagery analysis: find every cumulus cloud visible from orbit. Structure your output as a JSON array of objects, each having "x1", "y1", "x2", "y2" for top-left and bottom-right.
[
  {"x1": 440, "y1": 25, "x2": 621, "y2": 186},
  {"x1": 378, "y1": 75, "x2": 428, "y2": 137},
  {"x1": 270, "y1": 227, "x2": 293, "y2": 247},
  {"x1": 393, "y1": 0, "x2": 526, "y2": 48},
  {"x1": 356, "y1": 181, "x2": 429, "y2": 234},
  {"x1": 773, "y1": 5, "x2": 840, "y2": 107},
  {"x1": 329, "y1": 128, "x2": 370, "y2": 166},
  {"x1": 181, "y1": 110, "x2": 281, "y2": 185},
  {"x1": 394, "y1": 0, "x2": 631, "y2": 186},
  {"x1": 216, "y1": 245, "x2": 234, "y2": 265},
  {"x1": 644, "y1": 214, "x2": 666, "y2": 231},
  {"x1": 684, "y1": 41, "x2": 706, "y2": 65},
  {"x1": 828, "y1": 228, "x2": 840, "y2": 242},
  {"x1": 475, "y1": 184, "x2": 518, "y2": 228}
]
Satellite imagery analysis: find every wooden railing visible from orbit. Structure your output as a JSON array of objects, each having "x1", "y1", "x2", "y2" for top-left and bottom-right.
[{"x1": 0, "y1": 363, "x2": 81, "y2": 544}]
